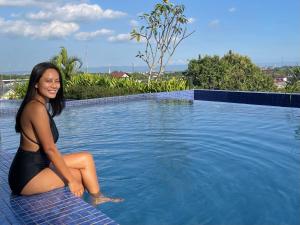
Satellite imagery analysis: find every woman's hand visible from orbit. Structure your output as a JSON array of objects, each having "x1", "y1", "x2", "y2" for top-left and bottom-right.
[{"x1": 68, "y1": 179, "x2": 84, "y2": 197}]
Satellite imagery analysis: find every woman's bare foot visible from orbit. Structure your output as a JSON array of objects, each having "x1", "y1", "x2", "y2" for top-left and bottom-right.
[{"x1": 92, "y1": 195, "x2": 124, "y2": 205}]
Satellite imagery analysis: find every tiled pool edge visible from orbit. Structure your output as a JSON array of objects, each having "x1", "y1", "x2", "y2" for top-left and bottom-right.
[
  {"x1": 194, "y1": 89, "x2": 300, "y2": 108},
  {"x1": 1, "y1": 89, "x2": 299, "y2": 115},
  {"x1": 0, "y1": 153, "x2": 119, "y2": 225},
  {"x1": 0, "y1": 90, "x2": 194, "y2": 115}
]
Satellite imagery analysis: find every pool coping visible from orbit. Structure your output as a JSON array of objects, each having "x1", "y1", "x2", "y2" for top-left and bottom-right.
[
  {"x1": 194, "y1": 89, "x2": 300, "y2": 108},
  {"x1": 1, "y1": 89, "x2": 299, "y2": 116},
  {"x1": 0, "y1": 90, "x2": 194, "y2": 115}
]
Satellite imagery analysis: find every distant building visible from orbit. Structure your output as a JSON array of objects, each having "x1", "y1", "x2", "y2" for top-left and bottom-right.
[
  {"x1": 111, "y1": 71, "x2": 129, "y2": 78},
  {"x1": 274, "y1": 77, "x2": 287, "y2": 88}
]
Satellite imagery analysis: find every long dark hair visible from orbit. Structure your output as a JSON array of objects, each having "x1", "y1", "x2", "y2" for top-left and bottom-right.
[{"x1": 15, "y1": 62, "x2": 65, "y2": 133}]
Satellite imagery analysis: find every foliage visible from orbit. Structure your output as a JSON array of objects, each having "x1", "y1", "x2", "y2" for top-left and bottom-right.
[
  {"x1": 9, "y1": 72, "x2": 189, "y2": 100},
  {"x1": 145, "y1": 77, "x2": 187, "y2": 92},
  {"x1": 65, "y1": 74, "x2": 144, "y2": 90},
  {"x1": 285, "y1": 66, "x2": 300, "y2": 93},
  {"x1": 128, "y1": 72, "x2": 148, "y2": 82},
  {"x1": 8, "y1": 80, "x2": 29, "y2": 99},
  {"x1": 65, "y1": 85, "x2": 141, "y2": 99},
  {"x1": 262, "y1": 66, "x2": 291, "y2": 78},
  {"x1": 186, "y1": 55, "x2": 225, "y2": 89},
  {"x1": 50, "y1": 47, "x2": 83, "y2": 81},
  {"x1": 0, "y1": 74, "x2": 29, "y2": 80},
  {"x1": 131, "y1": 0, "x2": 194, "y2": 82},
  {"x1": 185, "y1": 51, "x2": 275, "y2": 91},
  {"x1": 164, "y1": 71, "x2": 185, "y2": 77},
  {"x1": 64, "y1": 74, "x2": 188, "y2": 99}
]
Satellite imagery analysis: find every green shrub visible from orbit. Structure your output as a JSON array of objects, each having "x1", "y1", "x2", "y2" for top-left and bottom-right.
[
  {"x1": 8, "y1": 80, "x2": 28, "y2": 99},
  {"x1": 64, "y1": 74, "x2": 189, "y2": 99},
  {"x1": 10, "y1": 73, "x2": 189, "y2": 100},
  {"x1": 65, "y1": 85, "x2": 143, "y2": 99},
  {"x1": 146, "y1": 77, "x2": 188, "y2": 92}
]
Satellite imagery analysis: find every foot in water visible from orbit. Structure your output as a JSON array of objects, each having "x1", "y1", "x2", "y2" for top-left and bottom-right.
[{"x1": 91, "y1": 195, "x2": 124, "y2": 205}]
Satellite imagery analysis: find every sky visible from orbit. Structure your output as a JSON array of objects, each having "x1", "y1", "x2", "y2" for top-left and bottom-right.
[{"x1": 0, "y1": 0, "x2": 299, "y2": 72}]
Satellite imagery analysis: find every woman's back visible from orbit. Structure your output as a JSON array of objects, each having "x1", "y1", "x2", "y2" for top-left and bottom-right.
[{"x1": 19, "y1": 100, "x2": 59, "y2": 152}]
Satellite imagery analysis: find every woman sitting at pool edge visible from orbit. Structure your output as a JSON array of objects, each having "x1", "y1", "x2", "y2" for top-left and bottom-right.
[{"x1": 8, "y1": 62, "x2": 122, "y2": 205}]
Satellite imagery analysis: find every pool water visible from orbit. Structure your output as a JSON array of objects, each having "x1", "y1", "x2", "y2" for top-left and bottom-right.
[
  {"x1": 0, "y1": 100, "x2": 21, "y2": 110},
  {"x1": 1, "y1": 100, "x2": 300, "y2": 225}
]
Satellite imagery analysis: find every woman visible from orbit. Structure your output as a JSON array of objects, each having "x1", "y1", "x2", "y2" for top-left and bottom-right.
[{"x1": 8, "y1": 62, "x2": 122, "y2": 204}]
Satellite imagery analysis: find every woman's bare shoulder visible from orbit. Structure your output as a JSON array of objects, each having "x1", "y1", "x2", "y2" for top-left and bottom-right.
[{"x1": 23, "y1": 101, "x2": 47, "y2": 119}]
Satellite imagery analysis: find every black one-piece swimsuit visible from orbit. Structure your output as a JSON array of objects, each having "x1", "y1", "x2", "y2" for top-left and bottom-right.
[{"x1": 8, "y1": 109, "x2": 59, "y2": 195}]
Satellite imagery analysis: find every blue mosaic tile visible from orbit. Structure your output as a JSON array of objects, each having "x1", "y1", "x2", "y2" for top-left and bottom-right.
[
  {"x1": 79, "y1": 217, "x2": 109, "y2": 225},
  {"x1": 0, "y1": 154, "x2": 119, "y2": 225},
  {"x1": 0, "y1": 216, "x2": 9, "y2": 225},
  {"x1": 194, "y1": 89, "x2": 300, "y2": 108},
  {"x1": 291, "y1": 94, "x2": 300, "y2": 107},
  {"x1": 25, "y1": 222, "x2": 36, "y2": 225}
]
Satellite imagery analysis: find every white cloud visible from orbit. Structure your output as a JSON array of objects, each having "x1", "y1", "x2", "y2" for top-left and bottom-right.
[
  {"x1": 0, "y1": 0, "x2": 61, "y2": 7},
  {"x1": 0, "y1": 17, "x2": 79, "y2": 39},
  {"x1": 75, "y1": 28, "x2": 113, "y2": 41},
  {"x1": 228, "y1": 7, "x2": 236, "y2": 13},
  {"x1": 26, "y1": 3, "x2": 127, "y2": 22},
  {"x1": 0, "y1": 0, "x2": 39, "y2": 6},
  {"x1": 208, "y1": 19, "x2": 220, "y2": 28},
  {"x1": 187, "y1": 17, "x2": 195, "y2": 24},
  {"x1": 130, "y1": 19, "x2": 139, "y2": 27},
  {"x1": 108, "y1": 33, "x2": 147, "y2": 43},
  {"x1": 102, "y1": 8, "x2": 127, "y2": 19},
  {"x1": 108, "y1": 33, "x2": 131, "y2": 42},
  {"x1": 10, "y1": 13, "x2": 21, "y2": 18}
]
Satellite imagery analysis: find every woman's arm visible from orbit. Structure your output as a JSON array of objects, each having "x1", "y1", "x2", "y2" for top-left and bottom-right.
[{"x1": 29, "y1": 104, "x2": 84, "y2": 196}]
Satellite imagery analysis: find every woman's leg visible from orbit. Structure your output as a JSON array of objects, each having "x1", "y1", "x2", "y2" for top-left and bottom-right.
[
  {"x1": 62, "y1": 151, "x2": 123, "y2": 204},
  {"x1": 61, "y1": 151, "x2": 100, "y2": 195},
  {"x1": 21, "y1": 167, "x2": 82, "y2": 195},
  {"x1": 22, "y1": 151, "x2": 122, "y2": 203}
]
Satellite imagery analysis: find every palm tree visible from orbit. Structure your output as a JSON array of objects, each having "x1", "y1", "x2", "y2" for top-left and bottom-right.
[{"x1": 51, "y1": 47, "x2": 83, "y2": 81}]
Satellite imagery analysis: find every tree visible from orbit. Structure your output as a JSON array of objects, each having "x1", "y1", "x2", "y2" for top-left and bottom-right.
[
  {"x1": 131, "y1": 0, "x2": 194, "y2": 83},
  {"x1": 185, "y1": 51, "x2": 275, "y2": 91},
  {"x1": 285, "y1": 66, "x2": 300, "y2": 92},
  {"x1": 51, "y1": 47, "x2": 83, "y2": 81},
  {"x1": 186, "y1": 55, "x2": 226, "y2": 89}
]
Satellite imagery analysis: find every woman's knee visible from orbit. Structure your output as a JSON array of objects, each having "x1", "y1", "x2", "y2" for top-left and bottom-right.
[{"x1": 80, "y1": 151, "x2": 94, "y2": 165}]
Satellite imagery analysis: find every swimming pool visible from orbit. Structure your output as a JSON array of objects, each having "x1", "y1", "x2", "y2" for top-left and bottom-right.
[{"x1": 1, "y1": 99, "x2": 299, "y2": 225}]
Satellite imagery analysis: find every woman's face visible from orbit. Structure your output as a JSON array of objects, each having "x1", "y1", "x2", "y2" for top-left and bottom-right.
[{"x1": 35, "y1": 68, "x2": 61, "y2": 99}]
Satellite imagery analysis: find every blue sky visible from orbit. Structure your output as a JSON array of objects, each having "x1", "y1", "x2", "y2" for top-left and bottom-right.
[{"x1": 0, "y1": 0, "x2": 299, "y2": 72}]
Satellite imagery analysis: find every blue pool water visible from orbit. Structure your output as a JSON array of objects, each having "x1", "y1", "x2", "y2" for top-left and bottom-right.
[
  {"x1": 0, "y1": 100, "x2": 21, "y2": 110},
  {"x1": 1, "y1": 99, "x2": 300, "y2": 225}
]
